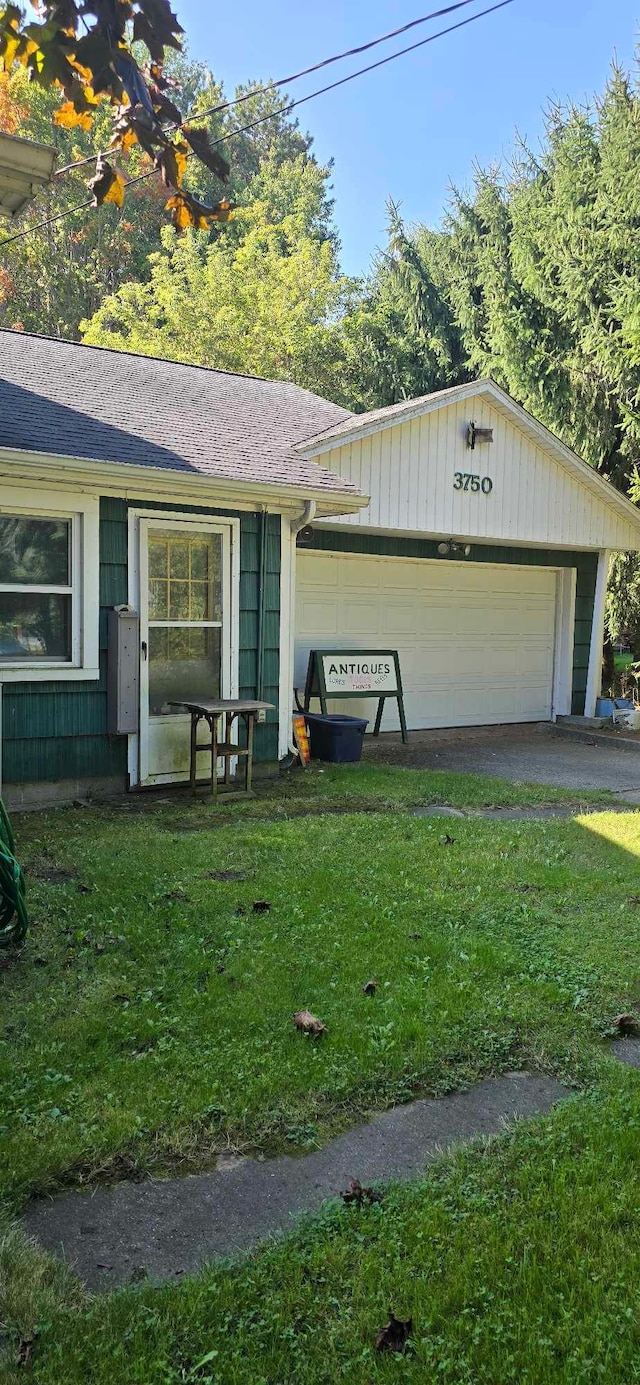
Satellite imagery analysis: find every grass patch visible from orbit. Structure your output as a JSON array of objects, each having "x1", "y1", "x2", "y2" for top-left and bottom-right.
[
  {"x1": 1, "y1": 772, "x2": 639, "y2": 1381},
  {"x1": 7, "y1": 1078, "x2": 640, "y2": 1383},
  {"x1": 1, "y1": 800, "x2": 638, "y2": 1203},
  {"x1": 217, "y1": 761, "x2": 613, "y2": 817}
]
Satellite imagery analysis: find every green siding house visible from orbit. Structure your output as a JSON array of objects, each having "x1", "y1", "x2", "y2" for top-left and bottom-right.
[
  {"x1": 0, "y1": 331, "x2": 362, "y2": 805},
  {"x1": 1, "y1": 335, "x2": 639, "y2": 806}
]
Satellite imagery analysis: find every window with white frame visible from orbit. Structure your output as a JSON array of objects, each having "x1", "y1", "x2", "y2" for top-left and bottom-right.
[
  {"x1": 0, "y1": 493, "x2": 99, "y2": 678},
  {"x1": 0, "y1": 514, "x2": 74, "y2": 661}
]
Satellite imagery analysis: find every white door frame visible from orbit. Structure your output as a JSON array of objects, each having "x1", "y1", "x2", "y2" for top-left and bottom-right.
[{"x1": 127, "y1": 508, "x2": 240, "y2": 787}]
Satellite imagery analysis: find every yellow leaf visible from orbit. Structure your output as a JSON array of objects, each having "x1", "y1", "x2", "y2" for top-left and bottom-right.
[
  {"x1": 87, "y1": 157, "x2": 126, "y2": 209},
  {"x1": 173, "y1": 139, "x2": 189, "y2": 187},
  {"x1": 165, "y1": 193, "x2": 191, "y2": 229},
  {"x1": 102, "y1": 167, "x2": 125, "y2": 207},
  {"x1": 54, "y1": 98, "x2": 92, "y2": 130}
]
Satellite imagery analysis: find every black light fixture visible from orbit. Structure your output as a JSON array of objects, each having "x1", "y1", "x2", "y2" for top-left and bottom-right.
[
  {"x1": 467, "y1": 421, "x2": 493, "y2": 449},
  {"x1": 437, "y1": 541, "x2": 472, "y2": 557}
]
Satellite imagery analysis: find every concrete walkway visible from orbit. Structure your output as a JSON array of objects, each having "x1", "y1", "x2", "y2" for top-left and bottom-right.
[
  {"x1": 24, "y1": 1073, "x2": 567, "y2": 1290},
  {"x1": 365, "y1": 725, "x2": 640, "y2": 803}
]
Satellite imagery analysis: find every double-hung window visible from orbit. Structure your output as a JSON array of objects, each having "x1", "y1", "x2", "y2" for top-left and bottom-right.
[{"x1": 0, "y1": 492, "x2": 99, "y2": 680}]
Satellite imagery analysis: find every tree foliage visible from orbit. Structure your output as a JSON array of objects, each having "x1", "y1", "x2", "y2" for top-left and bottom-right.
[
  {"x1": 0, "y1": 0, "x2": 232, "y2": 229},
  {"x1": 360, "y1": 59, "x2": 640, "y2": 652},
  {"x1": 83, "y1": 155, "x2": 354, "y2": 400},
  {"x1": 0, "y1": 60, "x2": 313, "y2": 337}
]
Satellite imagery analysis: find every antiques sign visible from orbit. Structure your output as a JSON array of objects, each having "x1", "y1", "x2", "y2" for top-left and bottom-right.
[
  {"x1": 302, "y1": 649, "x2": 408, "y2": 744},
  {"x1": 322, "y1": 653, "x2": 399, "y2": 696}
]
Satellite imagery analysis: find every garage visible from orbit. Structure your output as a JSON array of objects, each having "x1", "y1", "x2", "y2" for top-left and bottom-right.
[
  {"x1": 295, "y1": 549, "x2": 559, "y2": 730},
  {"x1": 290, "y1": 378, "x2": 640, "y2": 732}
]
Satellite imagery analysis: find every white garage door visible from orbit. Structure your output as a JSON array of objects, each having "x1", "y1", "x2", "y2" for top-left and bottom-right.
[{"x1": 295, "y1": 550, "x2": 558, "y2": 730}]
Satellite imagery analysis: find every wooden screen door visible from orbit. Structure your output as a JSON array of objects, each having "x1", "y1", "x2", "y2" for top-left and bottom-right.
[{"x1": 139, "y1": 518, "x2": 232, "y2": 785}]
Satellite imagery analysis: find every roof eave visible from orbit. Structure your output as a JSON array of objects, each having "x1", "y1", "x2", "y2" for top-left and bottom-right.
[{"x1": 0, "y1": 446, "x2": 368, "y2": 516}]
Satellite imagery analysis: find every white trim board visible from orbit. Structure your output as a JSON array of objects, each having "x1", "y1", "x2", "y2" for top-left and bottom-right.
[
  {"x1": 0, "y1": 446, "x2": 367, "y2": 519},
  {"x1": 127, "y1": 507, "x2": 240, "y2": 788},
  {"x1": 0, "y1": 485, "x2": 99, "y2": 683}
]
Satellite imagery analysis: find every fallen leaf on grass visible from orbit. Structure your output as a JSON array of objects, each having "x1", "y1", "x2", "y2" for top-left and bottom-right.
[
  {"x1": 293, "y1": 1009, "x2": 326, "y2": 1037},
  {"x1": 362, "y1": 979, "x2": 378, "y2": 996},
  {"x1": 341, "y1": 1178, "x2": 383, "y2": 1206},
  {"x1": 375, "y1": 1313, "x2": 413, "y2": 1353},
  {"x1": 163, "y1": 888, "x2": 190, "y2": 903},
  {"x1": 409, "y1": 932, "x2": 422, "y2": 941},
  {"x1": 613, "y1": 1012, "x2": 640, "y2": 1036},
  {"x1": 17, "y1": 1337, "x2": 36, "y2": 1368},
  {"x1": 628, "y1": 896, "x2": 640, "y2": 906},
  {"x1": 252, "y1": 900, "x2": 271, "y2": 913},
  {"x1": 440, "y1": 833, "x2": 456, "y2": 846}
]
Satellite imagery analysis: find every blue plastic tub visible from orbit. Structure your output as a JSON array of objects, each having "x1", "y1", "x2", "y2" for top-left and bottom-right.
[
  {"x1": 305, "y1": 712, "x2": 369, "y2": 763},
  {"x1": 596, "y1": 697, "x2": 634, "y2": 718}
]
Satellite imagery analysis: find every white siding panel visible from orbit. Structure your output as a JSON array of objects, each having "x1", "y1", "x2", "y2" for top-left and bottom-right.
[{"x1": 321, "y1": 400, "x2": 639, "y2": 550}]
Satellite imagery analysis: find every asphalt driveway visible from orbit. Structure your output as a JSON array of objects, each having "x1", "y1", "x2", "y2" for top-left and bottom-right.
[{"x1": 364, "y1": 724, "x2": 640, "y2": 803}]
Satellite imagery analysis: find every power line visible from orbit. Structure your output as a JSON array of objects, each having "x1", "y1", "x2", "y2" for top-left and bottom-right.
[
  {"x1": 54, "y1": 0, "x2": 485, "y2": 179},
  {"x1": 0, "y1": 0, "x2": 514, "y2": 250}
]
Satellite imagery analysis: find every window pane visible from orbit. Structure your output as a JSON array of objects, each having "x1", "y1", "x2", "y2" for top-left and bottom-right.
[
  {"x1": 0, "y1": 593, "x2": 71, "y2": 660},
  {"x1": 148, "y1": 538, "x2": 168, "y2": 580},
  {"x1": 149, "y1": 626, "x2": 221, "y2": 716},
  {"x1": 168, "y1": 580, "x2": 190, "y2": 621},
  {"x1": 148, "y1": 530, "x2": 222, "y2": 625},
  {"x1": 0, "y1": 516, "x2": 69, "y2": 585},
  {"x1": 169, "y1": 541, "x2": 189, "y2": 579},
  {"x1": 149, "y1": 579, "x2": 168, "y2": 622}
]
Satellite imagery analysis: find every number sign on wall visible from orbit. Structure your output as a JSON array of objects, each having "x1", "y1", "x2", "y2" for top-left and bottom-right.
[{"x1": 453, "y1": 473, "x2": 493, "y2": 493}]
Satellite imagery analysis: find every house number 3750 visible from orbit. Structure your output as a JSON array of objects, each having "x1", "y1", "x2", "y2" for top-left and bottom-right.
[{"x1": 453, "y1": 472, "x2": 493, "y2": 494}]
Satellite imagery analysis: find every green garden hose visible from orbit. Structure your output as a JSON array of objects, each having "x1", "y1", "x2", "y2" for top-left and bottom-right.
[{"x1": 0, "y1": 797, "x2": 28, "y2": 948}]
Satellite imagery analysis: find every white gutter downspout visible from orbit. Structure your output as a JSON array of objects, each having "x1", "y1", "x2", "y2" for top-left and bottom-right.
[
  {"x1": 284, "y1": 501, "x2": 316, "y2": 757},
  {"x1": 291, "y1": 499, "x2": 316, "y2": 536}
]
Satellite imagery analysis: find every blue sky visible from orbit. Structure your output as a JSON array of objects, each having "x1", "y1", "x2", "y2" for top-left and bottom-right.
[{"x1": 176, "y1": 0, "x2": 638, "y2": 277}]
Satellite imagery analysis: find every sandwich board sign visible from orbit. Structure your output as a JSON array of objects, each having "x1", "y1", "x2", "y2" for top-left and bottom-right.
[{"x1": 302, "y1": 649, "x2": 408, "y2": 743}]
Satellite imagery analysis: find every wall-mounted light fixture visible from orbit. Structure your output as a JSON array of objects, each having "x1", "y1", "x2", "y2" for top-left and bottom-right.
[
  {"x1": 467, "y1": 421, "x2": 493, "y2": 450},
  {"x1": 437, "y1": 541, "x2": 472, "y2": 557}
]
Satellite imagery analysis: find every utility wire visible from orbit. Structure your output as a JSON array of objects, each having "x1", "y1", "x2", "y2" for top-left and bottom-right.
[
  {"x1": 0, "y1": 0, "x2": 514, "y2": 250},
  {"x1": 54, "y1": 0, "x2": 485, "y2": 179}
]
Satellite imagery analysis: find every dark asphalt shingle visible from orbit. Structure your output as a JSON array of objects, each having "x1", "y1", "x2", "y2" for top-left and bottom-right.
[{"x1": 0, "y1": 331, "x2": 358, "y2": 496}]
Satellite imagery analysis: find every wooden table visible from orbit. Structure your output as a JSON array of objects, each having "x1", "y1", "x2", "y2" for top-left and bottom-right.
[{"x1": 169, "y1": 699, "x2": 275, "y2": 799}]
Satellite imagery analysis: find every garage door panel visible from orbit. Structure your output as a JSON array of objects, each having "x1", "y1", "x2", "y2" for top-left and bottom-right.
[
  {"x1": 519, "y1": 644, "x2": 554, "y2": 677},
  {"x1": 342, "y1": 601, "x2": 380, "y2": 636},
  {"x1": 380, "y1": 602, "x2": 417, "y2": 637},
  {"x1": 297, "y1": 598, "x2": 339, "y2": 638},
  {"x1": 296, "y1": 552, "x2": 557, "y2": 730},
  {"x1": 420, "y1": 604, "x2": 456, "y2": 636}
]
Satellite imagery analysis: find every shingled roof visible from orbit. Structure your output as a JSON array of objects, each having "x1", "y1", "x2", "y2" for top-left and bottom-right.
[{"x1": 0, "y1": 330, "x2": 360, "y2": 499}]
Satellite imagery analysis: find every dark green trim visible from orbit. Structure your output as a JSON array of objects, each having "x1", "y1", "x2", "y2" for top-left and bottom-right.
[{"x1": 303, "y1": 528, "x2": 597, "y2": 717}]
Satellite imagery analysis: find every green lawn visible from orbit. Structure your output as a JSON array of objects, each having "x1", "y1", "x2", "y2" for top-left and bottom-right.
[
  {"x1": 19, "y1": 1078, "x2": 640, "y2": 1385},
  {"x1": 1, "y1": 766, "x2": 639, "y2": 1381}
]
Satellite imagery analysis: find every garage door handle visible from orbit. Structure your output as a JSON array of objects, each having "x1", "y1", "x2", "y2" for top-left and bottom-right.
[{"x1": 141, "y1": 640, "x2": 148, "y2": 661}]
